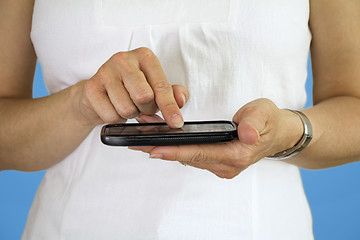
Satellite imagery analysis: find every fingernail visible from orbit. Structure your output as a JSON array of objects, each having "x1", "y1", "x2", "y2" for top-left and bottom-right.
[
  {"x1": 149, "y1": 154, "x2": 163, "y2": 159},
  {"x1": 170, "y1": 114, "x2": 184, "y2": 128},
  {"x1": 182, "y1": 94, "x2": 186, "y2": 107},
  {"x1": 135, "y1": 117, "x2": 144, "y2": 123}
]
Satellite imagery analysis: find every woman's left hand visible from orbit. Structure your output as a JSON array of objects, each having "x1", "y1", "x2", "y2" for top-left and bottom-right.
[{"x1": 130, "y1": 98, "x2": 303, "y2": 179}]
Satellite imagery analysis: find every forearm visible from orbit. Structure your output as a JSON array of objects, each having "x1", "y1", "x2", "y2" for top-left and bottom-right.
[
  {"x1": 285, "y1": 96, "x2": 360, "y2": 169},
  {"x1": 0, "y1": 82, "x2": 94, "y2": 171}
]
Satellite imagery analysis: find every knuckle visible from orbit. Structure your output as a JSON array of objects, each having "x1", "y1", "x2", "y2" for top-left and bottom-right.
[
  {"x1": 171, "y1": 149, "x2": 181, "y2": 161},
  {"x1": 111, "y1": 54, "x2": 142, "y2": 79},
  {"x1": 95, "y1": 67, "x2": 111, "y2": 84},
  {"x1": 242, "y1": 101, "x2": 273, "y2": 119},
  {"x1": 118, "y1": 105, "x2": 139, "y2": 119},
  {"x1": 258, "y1": 98, "x2": 276, "y2": 109},
  {"x1": 190, "y1": 151, "x2": 207, "y2": 163},
  {"x1": 241, "y1": 105, "x2": 259, "y2": 116},
  {"x1": 113, "y1": 55, "x2": 136, "y2": 76},
  {"x1": 214, "y1": 171, "x2": 227, "y2": 179},
  {"x1": 112, "y1": 52, "x2": 131, "y2": 65},
  {"x1": 154, "y1": 81, "x2": 172, "y2": 93},
  {"x1": 223, "y1": 173, "x2": 236, "y2": 179},
  {"x1": 133, "y1": 91, "x2": 154, "y2": 105},
  {"x1": 214, "y1": 171, "x2": 235, "y2": 179},
  {"x1": 137, "y1": 47, "x2": 155, "y2": 60}
]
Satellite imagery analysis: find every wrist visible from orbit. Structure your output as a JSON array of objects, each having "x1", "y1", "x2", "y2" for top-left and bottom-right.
[
  {"x1": 69, "y1": 80, "x2": 98, "y2": 129},
  {"x1": 279, "y1": 109, "x2": 304, "y2": 149},
  {"x1": 268, "y1": 109, "x2": 312, "y2": 159}
]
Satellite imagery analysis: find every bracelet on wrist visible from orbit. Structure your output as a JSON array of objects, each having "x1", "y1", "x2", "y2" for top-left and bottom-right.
[{"x1": 266, "y1": 109, "x2": 313, "y2": 160}]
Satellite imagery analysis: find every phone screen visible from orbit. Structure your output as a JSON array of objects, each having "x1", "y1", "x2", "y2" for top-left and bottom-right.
[{"x1": 105, "y1": 122, "x2": 235, "y2": 135}]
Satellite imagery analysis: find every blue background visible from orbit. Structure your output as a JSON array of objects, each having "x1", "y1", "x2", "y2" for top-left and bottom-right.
[{"x1": 1, "y1": 59, "x2": 360, "y2": 239}]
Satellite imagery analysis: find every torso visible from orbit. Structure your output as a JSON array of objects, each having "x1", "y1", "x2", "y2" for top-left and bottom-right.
[{"x1": 23, "y1": 1, "x2": 313, "y2": 239}]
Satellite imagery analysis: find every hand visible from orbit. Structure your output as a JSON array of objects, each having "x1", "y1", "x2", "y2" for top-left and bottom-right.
[
  {"x1": 72, "y1": 47, "x2": 189, "y2": 128},
  {"x1": 130, "y1": 99, "x2": 303, "y2": 179}
]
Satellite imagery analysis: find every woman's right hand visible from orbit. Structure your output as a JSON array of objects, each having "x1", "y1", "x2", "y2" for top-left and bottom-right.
[{"x1": 73, "y1": 47, "x2": 189, "y2": 128}]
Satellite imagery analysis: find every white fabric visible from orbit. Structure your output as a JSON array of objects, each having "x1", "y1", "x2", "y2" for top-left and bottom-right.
[{"x1": 23, "y1": 0, "x2": 314, "y2": 239}]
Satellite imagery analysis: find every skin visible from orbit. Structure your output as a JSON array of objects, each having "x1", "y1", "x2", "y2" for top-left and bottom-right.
[
  {"x1": 129, "y1": 0, "x2": 360, "y2": 178},
  {"x1": 0, "y1": 0, "x2": 188, "y2": 171},
  {"x1": 0, "y1": 0, "x2": 360, "y2": 180}
]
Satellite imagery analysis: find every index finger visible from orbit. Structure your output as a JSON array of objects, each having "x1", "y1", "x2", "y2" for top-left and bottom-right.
[
  {"x1": 133, "y1": 48, "x2": 184, "y2": 128},
  {"x1": 148, "y1": 142, "x2": 242, "y2": 165}
]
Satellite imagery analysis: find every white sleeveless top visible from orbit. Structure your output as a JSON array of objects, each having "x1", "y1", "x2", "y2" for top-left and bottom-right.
[{"x1": 24, "y1": 0, "x2": 313, "y2": 239}]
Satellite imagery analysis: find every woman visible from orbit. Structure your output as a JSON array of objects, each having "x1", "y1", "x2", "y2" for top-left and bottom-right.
[{"x1": 1, "y1": 0, "x2": 360, "y2": 239}]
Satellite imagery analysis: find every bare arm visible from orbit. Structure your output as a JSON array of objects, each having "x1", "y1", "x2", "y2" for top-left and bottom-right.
[
  {"x1": 285, "y1": 0, "x2": 360, "y2": 168},
  {"x1": 0, "y1": 0, "x2": 188, "y2": 171},
  {"x1": 132, "y1": 0, "x2": 360, "y2": 178},
  {"x1": 0, "y1": 0, "x2": 94, "y2": 171}
]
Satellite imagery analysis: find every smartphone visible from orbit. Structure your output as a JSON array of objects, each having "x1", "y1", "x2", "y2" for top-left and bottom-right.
[{"x1": 100, "y1": 120, "x2": 238, "y2": 146}]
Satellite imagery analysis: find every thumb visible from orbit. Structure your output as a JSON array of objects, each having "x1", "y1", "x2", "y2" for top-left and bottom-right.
[
  {"x1": 172, "y1": 84, "x2": 189, "y2": 109},
  {"x1": 235, "y1": 117, "x2": 264, "y2": 145},
  {"x1": 233, "y1": 100, "x2": 275, "y2": 145}
]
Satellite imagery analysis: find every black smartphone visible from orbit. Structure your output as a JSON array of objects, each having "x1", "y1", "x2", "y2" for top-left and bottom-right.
[{"x1": 100, "y1": 120, "x2": 238, "y2": 146}]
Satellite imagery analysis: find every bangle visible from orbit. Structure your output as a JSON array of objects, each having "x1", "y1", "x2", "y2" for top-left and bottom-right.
[{"x1": 266, "y1": 110, "x2": 313, "y2": 160}]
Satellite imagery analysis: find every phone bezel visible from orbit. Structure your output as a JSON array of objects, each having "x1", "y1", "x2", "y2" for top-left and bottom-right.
[{"x1": 100, "y1": 120, "x2": 238, "y2": 146}]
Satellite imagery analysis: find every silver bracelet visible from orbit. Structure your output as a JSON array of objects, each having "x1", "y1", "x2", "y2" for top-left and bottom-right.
[{"x1": 266, "y1": 109, "x2": 313, "y2": 160}]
